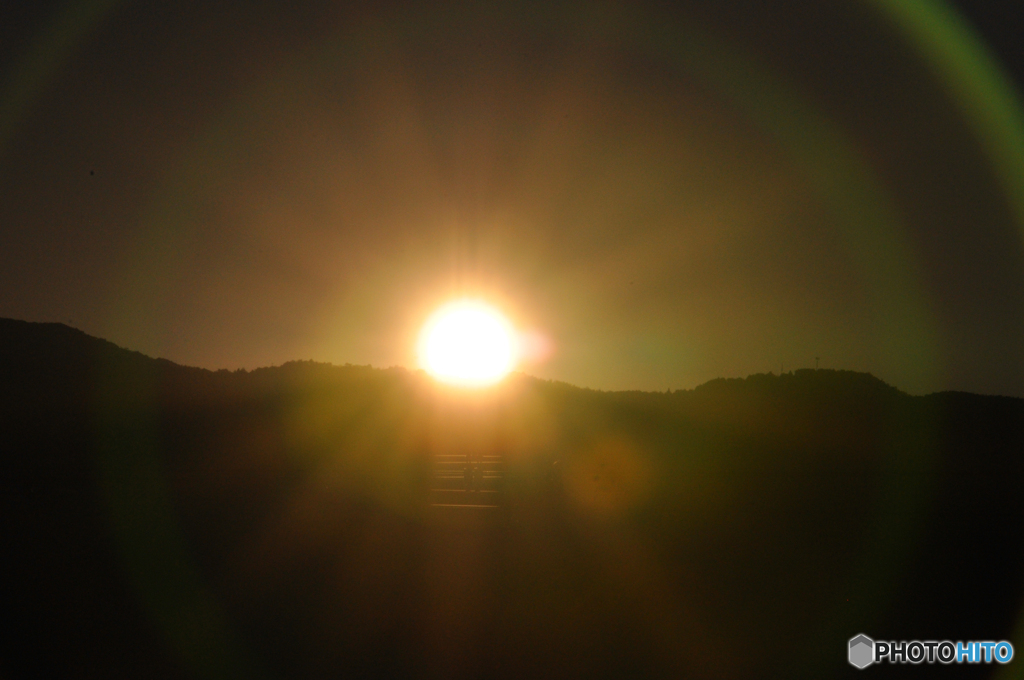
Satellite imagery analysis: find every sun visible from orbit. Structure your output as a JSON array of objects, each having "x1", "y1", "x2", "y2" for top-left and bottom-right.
[{"x1": 418, "y1": 300, "x2": 518, "y2": 386}]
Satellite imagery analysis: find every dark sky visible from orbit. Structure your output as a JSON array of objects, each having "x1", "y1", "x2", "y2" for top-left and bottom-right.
[{"x1": 2, "y1": 0, "x2": 1024, "y2": 396}]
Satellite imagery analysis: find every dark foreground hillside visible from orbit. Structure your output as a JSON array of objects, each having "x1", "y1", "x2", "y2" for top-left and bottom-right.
[{"x1": 1, "y1": 318, "x2": 1022, "y2": 679}]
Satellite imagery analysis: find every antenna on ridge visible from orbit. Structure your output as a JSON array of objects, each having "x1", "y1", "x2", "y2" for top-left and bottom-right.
[{"x1": 815, "y1": 357, "x2": 820, "y2": 370}]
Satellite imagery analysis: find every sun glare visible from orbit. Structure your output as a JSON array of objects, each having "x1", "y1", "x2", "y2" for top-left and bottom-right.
[{"x1": 418, "y1": 300, "x2": 517, "y2": 386}]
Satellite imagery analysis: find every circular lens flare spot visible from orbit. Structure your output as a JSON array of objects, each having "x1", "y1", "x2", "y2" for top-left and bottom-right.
[{"x1": 418, "y1": 301, "x2": 517, "y2": 386}]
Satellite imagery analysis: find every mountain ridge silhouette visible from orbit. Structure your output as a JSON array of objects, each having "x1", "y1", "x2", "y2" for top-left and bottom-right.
[
  {"x1": 1, "y1": 316, "x2": 1021, "y2": 679},
  {"x1": 0, "y1": 315, "x2": 926, "y2": 394}
]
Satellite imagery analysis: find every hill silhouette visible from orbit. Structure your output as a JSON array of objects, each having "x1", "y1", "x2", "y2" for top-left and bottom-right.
[{"x1": 1, "y1": 317, "x2": 1022, "y2": 679}]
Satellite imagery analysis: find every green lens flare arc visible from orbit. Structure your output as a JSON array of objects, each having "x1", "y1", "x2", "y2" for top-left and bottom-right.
[
  {"x1": 869, "y1": 0, "x2": 1024, "y2": 237},
  {"x1": 0, "y1": 0, "x2": 122, "y2": 159}
]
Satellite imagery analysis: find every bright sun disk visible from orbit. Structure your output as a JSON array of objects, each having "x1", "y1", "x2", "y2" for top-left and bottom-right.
[{"x1": 418, "y1": 301, "x2": 517, "y2": 386}]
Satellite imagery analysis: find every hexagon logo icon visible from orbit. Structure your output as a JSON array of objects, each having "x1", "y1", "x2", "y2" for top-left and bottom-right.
[{"x1": 849, "y1": 634, "x2": 874, "y2": 669}]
